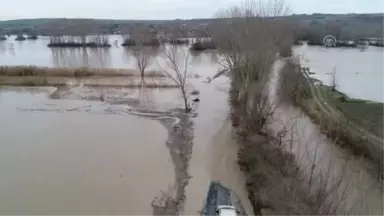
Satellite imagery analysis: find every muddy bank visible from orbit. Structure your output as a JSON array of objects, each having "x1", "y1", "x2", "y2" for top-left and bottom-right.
[
  {"x1": 0, "y1": 66, "x2": 164, "y2": 77},
  {"x1": 107, "y1": 103, "x2": 195, "y2": 215},
  {"x1": 0, "y1": 76, "x2": 178, "y2": 88},
  {"x1": 77, "y1": 82, "x2": 252, "y2": 215}
]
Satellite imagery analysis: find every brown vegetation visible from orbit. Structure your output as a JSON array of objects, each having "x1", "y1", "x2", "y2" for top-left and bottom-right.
[
  {"x1": 122, "y1": 37, "x2": 160, "y2": 47},
  {"x1": 0, "y1": 66, "x2": 175, "y2": 88},
  {"x1": 48, "y1": 35, "x2": 111, "y2": 47},
  {"x1": 158, "y1": 45, "x2": 191, "y2": 113},
  {"x1": 278, "y1": 58, "x2": 311, "y2": 105},
  {"x1": 190, "y1": 40, "x2": 217, "y2": 51},
  {"x1": 214, "y1": 0, "x2": 369, "y2": 214},
  {"x1": 169, "y1": 39, "x2": 190, "y2": 45},
  {"x1": 214, "y1": 0, "x2": 308, "y2": 214},
  {"x1": 15, "y1": 35, "x2": 26, "y2": 41},
  {"x1": 121, "y1": 27, "x2": 160, "y2": 47},
  {"x1": 237, "y1": 131, "x2": 355, "y2": 215},
  {"x1": 0, "y1": 76, "x2": 178, "y2": 88},
  {"x1": 0, "y1": 66, "x2": 165, "y2": 77},
  {"x1": 27, "y1": 35, "x2": 38, "y2": 40}
]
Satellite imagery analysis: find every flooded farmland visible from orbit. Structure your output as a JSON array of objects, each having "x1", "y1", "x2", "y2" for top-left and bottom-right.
[
  {"x1": 0, "y1": 36, "x2": 383, "y2": 214},
  {"x1": 0, "y1": 40, "x2": 253, "y2": 214},
  {"x1": 0, "y1": 88, "x2": 173, "y2": 214}
]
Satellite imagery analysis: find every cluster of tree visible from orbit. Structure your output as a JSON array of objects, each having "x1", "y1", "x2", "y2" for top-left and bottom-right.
[
  {"x1": 2, "y1": 13, "x2": 381, "y2": 41},
  {"x1": 48, "y1": 35, "x2": 110, "y2": 47},
  {"x1": 291, "y1": 14, "x2": 383, "y2": 45}
]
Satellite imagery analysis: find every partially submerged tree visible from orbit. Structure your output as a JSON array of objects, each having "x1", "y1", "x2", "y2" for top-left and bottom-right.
[
  {"x1": 158, "y1": 45, "x2": 191, "y2": 113},
  {"x1": 133, "y1": 46, "x2": 151, "y2": 79},
  {"x1": 122, "y1": 25, "x2": 159, "y2": 47},
  {"x1": 132, "y1": 31, "x2": 155, "y2": 105},
  {"x1": 212, "y1": 3, "x2": 297, "y2": 213}
]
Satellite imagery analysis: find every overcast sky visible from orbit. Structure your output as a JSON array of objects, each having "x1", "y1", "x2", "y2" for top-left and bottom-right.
[{"x1": 0, "y1": 0, "x2": 383, "y2": 20}]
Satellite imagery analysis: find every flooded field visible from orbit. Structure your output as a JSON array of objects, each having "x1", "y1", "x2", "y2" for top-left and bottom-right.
[
  {"x1": 0, "y1": 88, "x2": 175, "y2": 214},
  {"x1": 294, "y1": 44, "x2": 384, "y2": 102},
  {"x1": 0, "y1": 44, "x2": 253, "y2": 214},
  {"x1": 1, "y1": 35, "x2": 382, "y2": 102},
  {"x1": 0, "y1": 35, "x2": 215, "y2": 70},
  {"x1": 0, "y1": 36, "x2": 383, "y2": 214}
]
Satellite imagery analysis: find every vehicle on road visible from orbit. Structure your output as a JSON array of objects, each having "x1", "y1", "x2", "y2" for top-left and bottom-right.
[{"x1": 216, "y1": 205, "x2": 239, "y2": 216}]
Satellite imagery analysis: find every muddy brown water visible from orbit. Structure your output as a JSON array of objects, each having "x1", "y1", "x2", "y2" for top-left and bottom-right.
[
  {"x1": 0, "y1": 88, "x2": 174, "y2": 214},
  {"x1": 0, "y1": 48, "x2": 253, "y2": 214},
  {"x1": 0, "y1": 40, "x2": 382, "y2": 214}
]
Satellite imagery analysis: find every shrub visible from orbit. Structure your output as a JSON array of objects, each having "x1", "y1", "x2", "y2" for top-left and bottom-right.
[{"x1": 190, "y1": 41, "x2": 217, "y2": 51}]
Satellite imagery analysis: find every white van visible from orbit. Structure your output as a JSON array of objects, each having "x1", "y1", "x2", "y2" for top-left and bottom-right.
[{"x1": 216, "y1": 205, "x2": 239, "y2": 216}]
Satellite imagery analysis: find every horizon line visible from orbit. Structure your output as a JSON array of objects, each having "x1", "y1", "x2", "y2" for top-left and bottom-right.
[{"x1": 1, "y1": 12, "x2": 383, "y2": 22}]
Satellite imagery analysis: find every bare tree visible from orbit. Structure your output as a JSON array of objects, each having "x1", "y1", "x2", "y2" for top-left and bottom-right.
[
  {"x1": 212, "y1": 0, "x2": 291, "y2": 132},
  {"x1": 158, "y1": 45, "x2": 191, "y2": 113},
  {"x1": 130, "y1": 29, "x2": 155, "y2": 105},
  {"x1": 212, "y1": 8, "x2": 298, "y2": 214},
  {"x1": 133, "y1": 46, "x2": 151, "y2": 79},
  {"x1": 330, "y1": 67, "x2": 338, "y2": 91}
]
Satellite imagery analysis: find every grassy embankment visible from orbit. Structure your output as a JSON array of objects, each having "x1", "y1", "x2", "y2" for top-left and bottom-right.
[
  {"x1": 317, "y1": 86, "x2": 383, "y2": 138},
  {"x1": 0, "y1": 66, "x2": 178, "y2": 88},
  {"x1": 280, "y1": 60, "x2": 383, "y2": 178}
]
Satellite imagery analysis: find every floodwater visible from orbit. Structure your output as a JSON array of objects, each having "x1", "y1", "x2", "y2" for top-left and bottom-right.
[
  {"x1": 0, "y1": 35, "x2": 382, "y2": 214},
  {"x1": 0, "y1": 35, "x2": 214, "y2": 70},
  {"x1": 293, "y1": 44, "x2": 384, "y2": 102},
  {"x1": 269, "y1": 60, "x2": 383, "y2": 215},
  {"x1": 0, "y1": 88, "x2": 174, "y2": 214},
  {"x1": 1, "y1": 35, "x2": 382, "y2": 101},
  {"x1": 0, "y1": 44, "x2": 253, "y2": 214}
]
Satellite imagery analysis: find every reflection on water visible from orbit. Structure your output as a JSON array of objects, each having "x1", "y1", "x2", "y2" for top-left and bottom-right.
[
  {"x1": 0, "y1": 35, "x2": 223, "y2": 71},
  {"x1": 51, "y1": 48, "x2": 111, "y2": 68},
  {"x1": 124, "y1": 46, "x2": 161, "y2": 68},
  {"x1": 0, "y1": 36, "x2": 381, "y2": 101}
]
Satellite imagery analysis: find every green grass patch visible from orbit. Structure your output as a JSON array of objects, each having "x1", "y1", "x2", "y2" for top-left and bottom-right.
[
  {"x1": 318, "y1": 85, "x2": 383, "y2": 138},
  {"x1": 336, "y1": 101, "x2": 383, "y2": 138}
]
